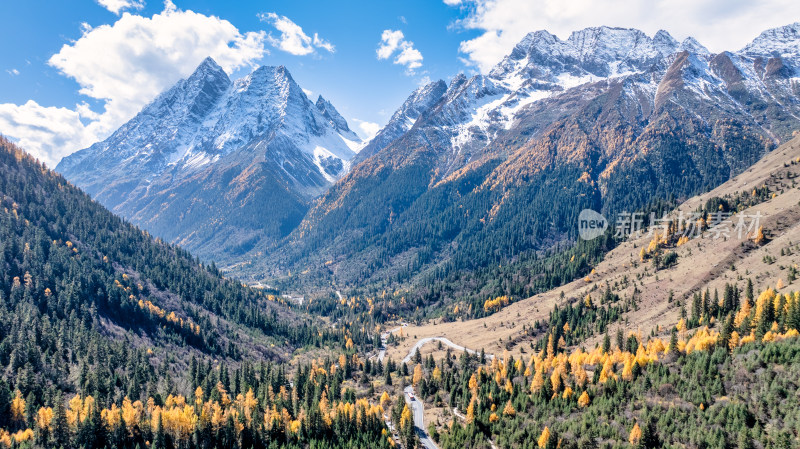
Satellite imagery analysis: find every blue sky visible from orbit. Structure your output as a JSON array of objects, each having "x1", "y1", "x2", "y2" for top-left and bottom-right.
[
  {"x1": 1, "y1": 0, "x2": 798, "y2": 166},
  {"x1": 0, "y1": 0, "x2": 480, "y2": 165}
]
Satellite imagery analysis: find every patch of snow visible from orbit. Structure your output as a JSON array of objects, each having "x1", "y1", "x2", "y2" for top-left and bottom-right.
[
  {"x1": 341, "y1": 135, "x2": 364, "y2": 152},
  {"x1": 312, "y1": 146, "x2": 338, "y2": 182}
]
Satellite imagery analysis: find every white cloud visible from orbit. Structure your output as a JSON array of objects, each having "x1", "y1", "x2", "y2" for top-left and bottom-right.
[
  {"x1": 302, "y1": 88, "x2": 314, "y2": 99},
  {"x1": 451, "y1": 0, "x2": 800, "y2": 73},
  {"x1": 443, "y1": 0, "x2": 462, "y2": 5},
  {"x1": 313, "y1": 33, "x2": 335, "y2": 53},
  {"x1": 376, "y1": 30, "x2": 405, "y2": 60},
  {"x1": 259, "y1": 13, "x2": 335, "y2": 55},
  {"x1": 376, "y1": 29, "x2": 424, "y2": 74},
  {"x1": 0, "y1": 101, "x2": 98, "y2": 167},
  {"x1": 75, "y1": 102, "x2": 101, "y2": 121},
  {"x1": 1, "y1": 1, "x2": 268, "y2": 166},
  {"x1": 395, "y1": 47, "x2": 423, "y2": 71},
  {"x1": 6, "y1": 69, "x2": 19, "y2": 76},
  {"x1": 96, "y1": 0, "x2": 144, "y2": 15},
  {"x1": 352, "y1": 119, "x2": 381, "y2": 141}
]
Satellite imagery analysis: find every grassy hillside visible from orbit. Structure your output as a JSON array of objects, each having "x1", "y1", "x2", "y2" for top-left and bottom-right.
[{"x1": 386, "y1": 134, "x2": 800, "y2": 361}]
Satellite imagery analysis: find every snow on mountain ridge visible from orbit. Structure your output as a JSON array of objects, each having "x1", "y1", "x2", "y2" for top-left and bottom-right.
[
  {"x1": 741, "y1": 22, "x2": 800, "y2": 59},
  {"x1": 337, "y1": 22, "x2": 800, "y2": 184},
  {"x1": 352, "y1": 79, "x2": 448, "y2": 164},
  {"x1": 58, "y1": 58, "x2": 359, "y2": 199}
]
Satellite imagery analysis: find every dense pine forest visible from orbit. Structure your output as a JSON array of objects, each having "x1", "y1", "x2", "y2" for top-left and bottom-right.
[
  {"x1": 415, "y1": 284, "x2": 800, "y2": 449},
  {"x1": 1, "y1": 132, "x2": 800, "y2": 449},
  {"x1": 0, "y1": 137, "x2": 396, "y2": 448}
]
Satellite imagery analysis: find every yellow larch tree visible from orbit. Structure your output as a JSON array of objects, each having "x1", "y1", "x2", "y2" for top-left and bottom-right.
[
  {"x1": 729, "y1": 331, "x2": 741, "y2": 350},
  {"x1": 35, "y1": 407, "x2": 53, "y2": 431},
  {"x1": 562, "y1": 386, "x2": 574, "y2": 399},
  {"x1": 413, "y1": 364, "x2": 424, "y2": 386},
  {"x1": 530, "y1": 367, "x2": 545, "y2": 394},
  {"x1": 468, "y1": 373, "x2": 478, "y2": 393},
  {"x1": 734, "y1": 297, "x2": 752, "y2": 328},
  {"x1": 465, "y1": 397, "x2": 476, "y2": 423},
  {"x1": 629, "y1": 422, "x2": 642, "y2": 445},
  {"x1": 10, "y1": 391, "x2": 25, "y2": 425},
  {"x1": 577, "y1": 391, "x2": 590, "y2": 407},
  {"x1": 538, "y1": 426, "x2": 551, "y2": 448},
  {"x1": 503, "y1": 400, "x2": 516, "y2": 416},
  {"x1": 400, "y1": 405, "x2": 412, "y2": 428}
]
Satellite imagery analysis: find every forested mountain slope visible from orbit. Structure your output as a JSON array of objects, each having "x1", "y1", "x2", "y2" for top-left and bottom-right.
[
  {"x1": 375, "y1": 135, "x2": 800, "y2": 449},
  {"x1": 253, "y1": 24, "x2": 800, "y2": 309}
]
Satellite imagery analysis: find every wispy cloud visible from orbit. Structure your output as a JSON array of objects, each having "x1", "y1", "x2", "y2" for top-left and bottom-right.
[
  {"x1": 6, "y1": 69, "x2": 19, "y2": 76},
  {"x1": 352, "y1": 118, "x2": 381, "y2": 141},
  {"x1": 259, "y1": 13, "x2": 335, "y2": 55},
  {"x1": 376, "y1": 29, "x2": 423, "y2": 74},
  {"x1": 96, "y1": 0, "x2": 144, "y2": 15},
  {"x1": 313, "y1": 33, "x2": 335, "y2": 53}
]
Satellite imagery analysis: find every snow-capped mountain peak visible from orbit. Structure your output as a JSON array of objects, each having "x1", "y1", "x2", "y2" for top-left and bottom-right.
[
  {"x1": 56, "y1": 57, "x2": 361, "y2": 259},
  {"x1": 189, "y1": 56, "x2": 229, "y2": 82},
  {"x1": 353, "y1": 79, "x2": 448, "y2": 163},
  {"x1": 315, "y1": 95, "x2": 359, "y2": 140},
  {"x1": 361, "y1": 22, "x2": 800, "y2": 185},
  {"x1": 679, "y1": 37, "x2": 710, "y2": 56},
  {"x1": 565, "y1": 26, "x2": 675, "y2": 65},
  {"x1": 741, "y1": 22, "x2": 800, "y2": 65},
  {"x1": 653, "y1": 30, "x2": 680, "y2": 55}
]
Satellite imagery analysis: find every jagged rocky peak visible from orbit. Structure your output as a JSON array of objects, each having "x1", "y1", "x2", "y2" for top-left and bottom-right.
[
  {"x1": 352, "y1": 79, "x2": 449, "y2": 163},
  {"x1": 190, "y1": 56, "x2": 229, "y2": 83},
  {"x1": 509, "y1": 30, "x2": 560, "y2": 58},
  {"x1": 653, "y1": 30, "x2": 680, "y2": 54},
  {"x1": 741, "y1": 22, "x2": 800, "y2": 59},
  {"x1": 567, "y1": 26, "x2": 675, "y2": 59},
  {"x1": 235, "y1": 64, "x2": 294, "y2": 99},
  {"x1": 397, "y1": 79, "x2": 448, "y2": 119},
  {"x1": 679, "y1": 37, "x2": 710, "y2": 56},
  {"x1": 186, "y1": 58, "x2": 231, "y2": 111},
  {"x1": 446, "y1": 73, "x2": 469, "y2": 95},
  {"x1": 489, "y1": 26, "x2": 683, "y2": 83},
  {"x1": 316, "y1": 95, "x2": 353, "y2": 135},
  {"x1": 58, "y1": 56, "x2": 359, "y2": 203}
]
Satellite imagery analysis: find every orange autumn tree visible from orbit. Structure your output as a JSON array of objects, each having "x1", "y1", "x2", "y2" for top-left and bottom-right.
[
  {"x1": 629, "y1": 422, "x2": 642, "y2": 445},
  {"x1": 538, "y1": 426, "x2": 552, "y2": 448}
]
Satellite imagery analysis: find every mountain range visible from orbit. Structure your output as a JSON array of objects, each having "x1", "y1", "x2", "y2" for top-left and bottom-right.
[
  {"x1": 255, "y1": 23, "x2": 800, "y2": 297},
  {"x1": 57, "y1": 58, "x2": 361, "y2": 259},
  {"x1": 57, "y1": 23, "x2": 800, "y2": 302},
  {"x1": 5, "y1": 16, "x2": 800, "y2": 449}
]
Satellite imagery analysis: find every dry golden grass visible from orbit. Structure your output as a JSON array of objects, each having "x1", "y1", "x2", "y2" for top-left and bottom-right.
[{"x1": 386, "y1": 135, "x2": 800, "y2": 360}]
